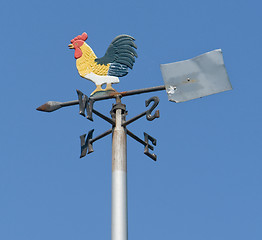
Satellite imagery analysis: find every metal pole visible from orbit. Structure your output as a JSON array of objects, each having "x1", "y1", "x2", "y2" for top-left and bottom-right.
[{"x1": 111, "y1": 98, "x2": 128, "y2": 240}]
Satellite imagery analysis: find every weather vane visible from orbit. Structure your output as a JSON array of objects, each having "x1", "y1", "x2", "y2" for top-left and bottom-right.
[{"x1": 37, "y1": 32, "x2": 232, "y2": 240}]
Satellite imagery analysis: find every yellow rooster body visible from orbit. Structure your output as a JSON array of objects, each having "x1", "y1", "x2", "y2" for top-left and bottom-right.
[{"x1": 76, "y1": 43, "x2": 119, "y2": 92}]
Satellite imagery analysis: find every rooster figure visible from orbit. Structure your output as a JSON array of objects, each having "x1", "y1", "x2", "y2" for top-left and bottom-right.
[{"x1": 68, "y1": 32, "x2": 137, "y2": 96}]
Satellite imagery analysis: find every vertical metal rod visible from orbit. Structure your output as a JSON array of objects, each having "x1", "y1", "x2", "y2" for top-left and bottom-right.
[{"x1": 111, "y1": 100, "x2": 128, "y2": 240}]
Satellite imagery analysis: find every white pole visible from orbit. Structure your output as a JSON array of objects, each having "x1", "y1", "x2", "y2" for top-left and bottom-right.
[{"x1": 111, "y1": 101, "x2": 128, "y2": 240}]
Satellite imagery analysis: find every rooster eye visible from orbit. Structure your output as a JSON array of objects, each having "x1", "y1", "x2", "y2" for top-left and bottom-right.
[{"x1": 75, "y1": 43, "x2": 78, "y2": 46}]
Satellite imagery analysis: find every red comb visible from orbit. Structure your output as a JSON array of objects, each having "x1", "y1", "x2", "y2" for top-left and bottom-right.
[{"x1": 71, "y1": 32, "x2": 88, "y2": 43}]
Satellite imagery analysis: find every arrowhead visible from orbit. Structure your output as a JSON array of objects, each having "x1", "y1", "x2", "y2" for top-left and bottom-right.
[{"x1": 36, "y1": 101, "x2": 62, "y2": 112}]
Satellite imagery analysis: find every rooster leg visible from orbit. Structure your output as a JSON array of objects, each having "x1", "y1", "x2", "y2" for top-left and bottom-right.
[
  {"x1": 91, "y1": 85, "x2": 103, "y2": 96},
  {"x1": 105, "y1": 83, "x2": 116, "y2": 92}
]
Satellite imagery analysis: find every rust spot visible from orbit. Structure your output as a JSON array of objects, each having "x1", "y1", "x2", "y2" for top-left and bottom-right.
[{"x1": 36, "y1": 103, "x2": 50, "y2": 112}]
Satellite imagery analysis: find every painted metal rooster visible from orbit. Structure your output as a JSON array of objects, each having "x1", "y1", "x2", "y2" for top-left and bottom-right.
[{"x1": 68, "y1": 32, "x2": 137, "y2": 96}]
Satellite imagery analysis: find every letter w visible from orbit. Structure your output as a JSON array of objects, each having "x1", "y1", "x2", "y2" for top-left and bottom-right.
[{"x1": 76, "y1": 90, "x2": 94, "y2": 121}]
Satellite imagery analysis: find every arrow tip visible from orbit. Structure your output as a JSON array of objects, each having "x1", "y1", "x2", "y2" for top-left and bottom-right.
[{"x1": 36, "y1": 101, "x2": 62, "y2": 112}]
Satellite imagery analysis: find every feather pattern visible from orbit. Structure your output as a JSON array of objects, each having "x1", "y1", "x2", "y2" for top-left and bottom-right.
[
  {"x1": 108, "y1": 63, "x2": 128, "y2": 77},
  {"x1": 76, "y1": 43, "x2": 110, "y2": 77},
  {"x1": 95, "y1": 35, "x2": 137, "y2": 76}
]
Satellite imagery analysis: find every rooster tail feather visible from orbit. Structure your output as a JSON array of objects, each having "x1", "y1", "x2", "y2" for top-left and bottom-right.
[
  {"x1": 116, "y1": 46, "x2": 138, "y2": 57},
  {"x1": 111, "y1": 35, "x2": 135, "y2": 44},
  {"x1": 113, "y1": 39, "x2": 137, "y2": 49},
  {"x1": 95, "y1": 35, "x2": 138, "y2": 73}
]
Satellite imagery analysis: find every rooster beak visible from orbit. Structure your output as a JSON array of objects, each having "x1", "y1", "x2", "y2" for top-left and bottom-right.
[{"x1": 68, "y1": 44, "x2": 74, "y2": 49}]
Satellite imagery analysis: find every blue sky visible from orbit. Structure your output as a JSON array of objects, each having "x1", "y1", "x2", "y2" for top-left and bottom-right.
[{"x1": 1, "y1": 0, "x2": 262, "y2": 239}]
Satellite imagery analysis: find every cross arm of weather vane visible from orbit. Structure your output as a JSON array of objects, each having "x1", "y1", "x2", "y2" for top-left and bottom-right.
[
  {"x1": 36, "y1": 85, "x2": 165, "y2": 160},
  {"x1": 123, "y1": 96, "x2": 159, "y2": 161},
  {"x1": 77, "y1": 91, "x2": 160, "y2": 160},
  {"x1": 36, "y1": 85, "x2": 166, "y2": 113},
  {"x1": 122, "y1": 96, "x2": 160, "y2": 127}
]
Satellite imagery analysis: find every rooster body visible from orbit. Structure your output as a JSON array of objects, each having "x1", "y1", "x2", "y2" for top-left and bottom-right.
[{"x1": 69, "y1": 33, "x2": 137, "y2": 96}]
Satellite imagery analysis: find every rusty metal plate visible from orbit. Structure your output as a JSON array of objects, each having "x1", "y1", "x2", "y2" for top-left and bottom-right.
[{"x1": 160, "y1": 49, "x2": 232, "y2": 103}]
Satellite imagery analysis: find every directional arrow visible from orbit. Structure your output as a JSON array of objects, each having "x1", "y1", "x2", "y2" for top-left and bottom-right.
[
  {"x1": 36, "y1": 85, "x2": 166, "y2": 112},
  {"x1": 36, "y1": 100, "x2": 79, "y2": 112}
]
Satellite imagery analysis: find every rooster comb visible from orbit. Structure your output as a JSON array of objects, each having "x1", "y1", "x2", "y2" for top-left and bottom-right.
[{"x1": 71, "y1": 32, "x2": 88, "y2": 44}]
